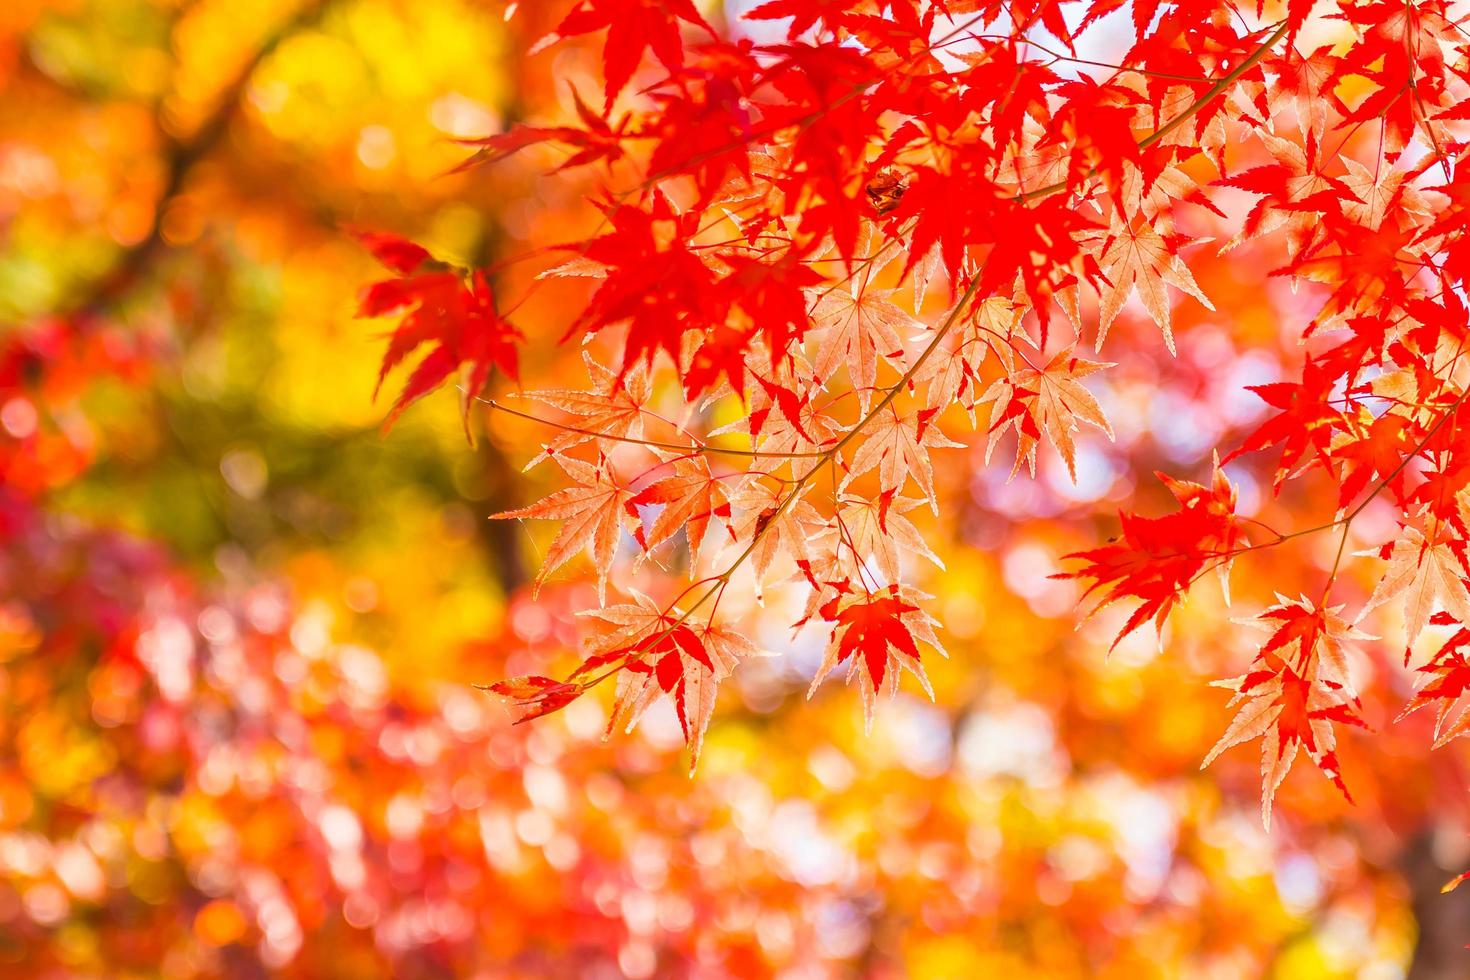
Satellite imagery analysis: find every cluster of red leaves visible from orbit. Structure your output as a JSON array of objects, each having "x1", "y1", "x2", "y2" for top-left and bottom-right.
[{"x1": 361, "y1": 0, "x2": 1470, "y2": 833}]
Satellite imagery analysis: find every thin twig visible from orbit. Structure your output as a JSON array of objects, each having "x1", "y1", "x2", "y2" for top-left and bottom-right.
[{"x1": 69, "y1": 0, "x2": 333, "y2": 318}]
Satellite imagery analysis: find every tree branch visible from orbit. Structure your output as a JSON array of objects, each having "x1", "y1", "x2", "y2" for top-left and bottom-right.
[{"x1": 67, "y1": 0, "x2": 331, "y2": 318}]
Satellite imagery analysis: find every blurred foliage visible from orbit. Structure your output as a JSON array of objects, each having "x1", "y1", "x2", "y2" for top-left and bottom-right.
[{"x1": 0, "y1": 0, "x2": 1465, "y2": 977}]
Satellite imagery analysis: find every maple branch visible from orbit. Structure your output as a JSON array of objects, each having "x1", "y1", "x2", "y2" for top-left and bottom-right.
[
  {"x1": 477, "y1": 396, "x2": 828, "y2": 459},
  {"x1": 1194, "y1": 384, "x2": 1469, "y2": 581},
  {"x1": 808, "y1": 19, "x2": 1291, "y2": 311},
  {"x1": 1008, "y1": 36, "x2": 1225, "y2": 83},
  {"x1": 67, "y1": 0, "x2": 331, "y2": 318},
  {"x1": 1018, "y1": 19, "x2": 1290, "y2": 202},
  {"x1": 564, "y1": 274, "x2": 990, "y2": 693},
  {"x1": 1321, "y1": 521, "x2": 1354, "y2": 601},
  {"x1": 495, "y1": 12, "x2": 994, "y2": 322},
  {"x1": 549, "y1": 16, "x2": 1299, "y2": 699}
]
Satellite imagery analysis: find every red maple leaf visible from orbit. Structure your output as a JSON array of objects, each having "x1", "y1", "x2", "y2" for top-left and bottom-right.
[
  {"x1": 483, "y1": 675, "x2": 584, "y2": 723},
  {"x1": 357, "y1": 232, "x2": 522, "y2": 428},
  {"x1": 538, "y1": 0, "x2": 714, "y2": 109},
  {"x1": 1398, "y1": 614, "x2": 1470, "y2": 747},
  {"x1": 826, "y1": 590, "x2": 918, "y2": 692},
  {"x1": 1204, "y1": 648, "x2": 1367, "y2": 829},
  {"x1": 454, "y1": 86, "x2": 626, "y2": 172},
  {"x1": 569, "y1": 196, "x2": 719, "y2": 379},
  {"x1": 1062, "y1": 463, "x2": 1243, "y2": 648},
  {"x1": 808, "y1": 585, "x2": 942, "y2": 729}
]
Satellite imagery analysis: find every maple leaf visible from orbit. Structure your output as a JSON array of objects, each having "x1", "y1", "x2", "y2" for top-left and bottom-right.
[
  {"x1": 1219, "y1": 130, "x2": 1343, "y2": 258},
  {"x1": 786, "y1": 541, "x2": 850, "y2": 628},
  {"x1": 1203, "y1": 651, "x2": 1366, "y2": 830},
  {"x1": 1364, "y1": 520, "x2": 1470, "y2": 645},
  {"x1": 356, "y1": 232, "x2": 523, "y2": 429},
  {"x1": 453, "y1": 86, "x2": 625, "y2": 172},
  {"x1": 483, "y1": 675, "x2": 583, "y2": 723},
  {"x1": 1266, "y1": 46, "x2": 1337, "y2": 139},
  {"x1": 686, "y1": 250, "x2": 824, "y2": 396},
  {"x1": 1042, "y1": 78, "x2": 1145, "y2": 197},
  {"x1": 1224, "y1": 362, "x2": 1346, "y2": 488},
  {"x1": 807, "y1": 585, "x2": 945, "y2": 731},
  {"x1": 896, "y1": 171, "x2": 1101, "y2": 345},
  {"x1": 354, "y1": 230, "x2": 430, "y2": 275},
  {"x1": 1062, "y1": 462, "x2": 1243, "y2": 649},
  {"x1": 1329, "y1": 411, "x2": 1414, "y2": 508},
  {"x1": 517, "y1": 354, "x2": 651, "y2": 469},
  {"x1": 903, "y1": 234, "x2": 948, "y2": 315},
  {"x1": 570, "y1": 195, "x2": 720, "y2": 380},
  {"x1": 745, "y1": 0, "x2": 851, "y2": 37},
  {"x1": 977, "y1": 344, "x2": 1114, "y2": 480},
  {"x1": 631, "y1": 455, "x2": 733, "y2": 567},
  {"x1": 642, "y1": 50, "x2": 769, "y2": 206},
  {"x1": 579, "y1": 595, "x2": 754, "y2": 770},
  {"x1": 843, "y1": 408, "x2": 961, "y2": 510},
  {"x1": 945, "y1": 44, "x2": 1057, "y2": 153},
  {"x1": 1279, "y1": 212, "x2": 1418, "y2": 327},
  {"x1": 1093, "y1": 212, "x2": 1212, "y2": 354},
  {"x1": 491, "y1": 454, "x2": 635, "y2": 602},
  {"x1": 1245, "y1": 595, "x2": 1373, "y2": 694},
  {"x1": 1339, "y1": 158, "x2": 1434, "y2": 232},
  {"x1": 723, "y1": 359, "x2": 842, "y2": 461},
  {"x1": 537, "y1": 0, "x2": 713, "y2": 109},
  {"x1": 912, "y1": 295, "x2": 1020, "y2": 414},
  {"x1": 723, "y1": 476, "x2": 827, "y2": 586},
  {"x1": 834, "y1": 492, "x2": 943, "y2": 585},
  {"x1": 807, "y1": 282, "x2": 919, "y2": 410},
  {"x1": 1397, "y1": 614, "x2": 1470, "y2": 747},
  {"x1": 728, "y1": 252, "x2": 825, "y2": 356}
]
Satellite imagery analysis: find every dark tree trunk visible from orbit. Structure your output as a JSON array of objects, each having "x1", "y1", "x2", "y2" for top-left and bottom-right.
[{"x1": 1406, "y1": 832, "x2": 1470, "y2": 980}]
